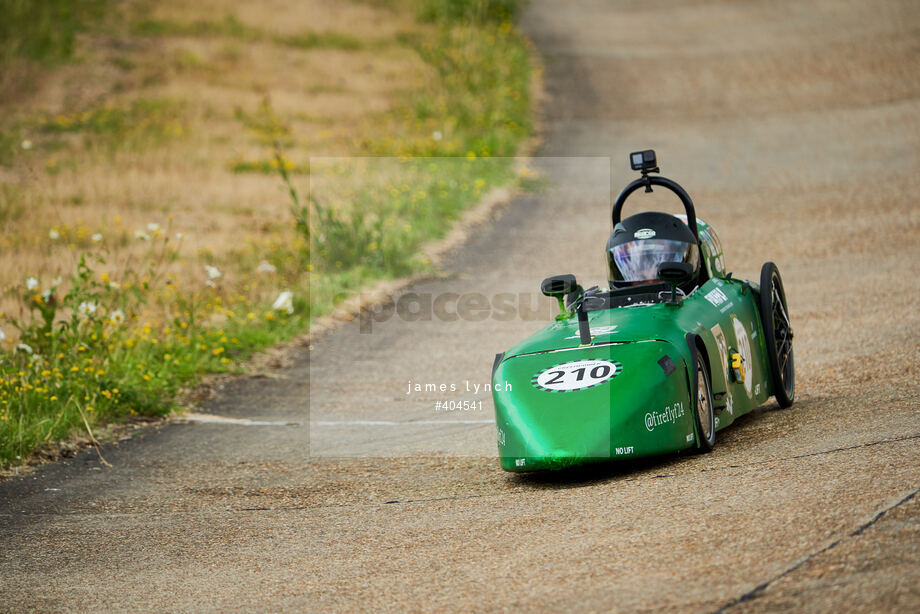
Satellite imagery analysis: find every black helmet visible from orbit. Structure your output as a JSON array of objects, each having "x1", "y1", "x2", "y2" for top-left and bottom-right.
[{"x1": 606, "y1": 211, "x2": 700, "y2": 289}]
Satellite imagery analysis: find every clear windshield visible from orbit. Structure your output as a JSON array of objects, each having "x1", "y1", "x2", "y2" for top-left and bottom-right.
[{"x1": 609, "y1": 239, "x2": 699, "y2": 283}]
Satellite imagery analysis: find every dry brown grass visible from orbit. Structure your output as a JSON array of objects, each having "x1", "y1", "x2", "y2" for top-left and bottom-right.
[{"x1": 0, "y1": 0, "x2": 428, "y2": 321}]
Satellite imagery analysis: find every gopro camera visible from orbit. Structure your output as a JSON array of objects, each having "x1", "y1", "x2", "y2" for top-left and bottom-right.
[{"x1": 629, "y1": 149, "x2": 657, "y2": 172}]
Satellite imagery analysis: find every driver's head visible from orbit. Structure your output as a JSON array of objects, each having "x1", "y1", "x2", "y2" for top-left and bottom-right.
[{"x1": 606, "y1": 211, "x2": 700, "y2": 289}]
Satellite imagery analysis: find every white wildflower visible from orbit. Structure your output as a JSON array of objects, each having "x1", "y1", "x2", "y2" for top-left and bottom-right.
[
  {"x1": 41, "y1": 289, "x2": 52, "y2": 302},
  {"x1": 257, "y1": 261, "x2": 277, "y2": 274},
  {"x1": 49, "y1": 228, "x2": 60, "y2": 240},
  {"x1": 0, "y1": 328, "x2": 5, "y2": 342},
  {"x1": 205, "y1": 280, "x2": 216, "y2": 288},
  {"x1": 78, "y1": 301, "x2": 97, "y2": 316},
  {"x1": 272, "y1": 291, "x2": 294, "y2": 315},
  {"x1": 25, "y1": 277, "x2": 39, "y2": 291},
  {"x1": 204, "y1": 265, "x2": 221, "y2": 280},
  {"x1": 175, "y1": 232, "x2": 186, "y2": 240},
  {"x1": 91, "y1": 233, "x2": 103, "y2": 242},
  {"x1": 110, "y1": 309, "x2": 125, "y2": 324},
  {"x1": 109, "y1": 281, "x2": 121, "y2": 290},
  {"x1": 21, "y1": 139, "x2": 33, "y2": 150},
  {"x1": 432, "y1": 130, "x2": 443, "y2": 141},
  {"x1": 135, "y1": 231, "x2": 151, "y2": 241},
  {"x1": 16, "y1": 343, "x2": 33, "y2": 354},
  {"x1": 51, "y1": 276, "x2": 62, "y2": 287},
  {"x1": 147, "y1": 222, "x2": 161, "y2": 233}
]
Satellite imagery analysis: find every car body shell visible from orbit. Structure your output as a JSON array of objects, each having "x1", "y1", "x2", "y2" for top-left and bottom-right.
[{"x1": 491, "y1": 219, "x2": 775, "y2": 472}]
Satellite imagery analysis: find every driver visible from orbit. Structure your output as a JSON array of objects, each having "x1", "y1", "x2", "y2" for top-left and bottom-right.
[{"x1": 606, "y1": 211, "x2": 701, "y2": 292}]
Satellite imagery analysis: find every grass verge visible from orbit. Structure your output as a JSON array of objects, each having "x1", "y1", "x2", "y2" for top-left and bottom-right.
[{"x1": 0, "y1": 0, "x2": 534, "y2": 468}]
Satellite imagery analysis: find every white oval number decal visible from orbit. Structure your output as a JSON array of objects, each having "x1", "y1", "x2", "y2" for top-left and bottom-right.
[{"x1": 533, "y1": 360, "x2": 620, "y2": 392}]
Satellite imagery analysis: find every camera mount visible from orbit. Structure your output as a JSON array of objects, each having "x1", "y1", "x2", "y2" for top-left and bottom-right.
[
  {"x1": 613, "y1": 149, "x2": 699, "y2": 239},
  {"x1": 629, "y1": 149, "x2": 659, "y2": 192}
]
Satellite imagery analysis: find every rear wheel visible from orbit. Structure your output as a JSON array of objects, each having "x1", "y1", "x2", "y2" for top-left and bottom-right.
[
  {"x1": 692, "y1": 353, "x2": 715, "y2": 452},
  {"x1": 759, "y1": 262, "x2": 795, "y2": 408}
]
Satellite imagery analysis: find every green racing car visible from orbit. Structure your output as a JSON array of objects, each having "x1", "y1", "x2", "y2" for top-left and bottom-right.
[{"x1": 491, "y1": 150, "x2": 795, "y2": 472}]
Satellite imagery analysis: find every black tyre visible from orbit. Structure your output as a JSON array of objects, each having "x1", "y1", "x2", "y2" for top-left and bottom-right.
[
  {"x1": 692, "y1": 352, "x2": 715, "y2": 452},
  {"x1": 759, "y1": 262, "x2": 795, "y2": 408}
]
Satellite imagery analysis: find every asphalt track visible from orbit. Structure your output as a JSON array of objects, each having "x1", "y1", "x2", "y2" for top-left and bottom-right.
[{"x1": 2, "y1": 0, "x2": 920, "y2": 611}]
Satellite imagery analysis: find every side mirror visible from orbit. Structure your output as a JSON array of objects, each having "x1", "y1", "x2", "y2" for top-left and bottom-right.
[
  {"x1": 541, "y1": 274, "x2": 577, "y2": 297},
  {"x1": 541, "y1": 274, "x2": 578, "y2": 319},
  {"x1": 657, "y1": 262, "x2": 693, "y2": 305}
]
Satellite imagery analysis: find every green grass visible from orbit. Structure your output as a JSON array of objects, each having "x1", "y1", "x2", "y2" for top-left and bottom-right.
[
  {"x1": 232, "y1": 0, "x2": 534, "y2": 291},
  {"x1": 0, "y1": 0, "x2": 107, "y2": 65},
  {"x1": 287, "y1": 0, "x2": 533, "y2": 290},
  {"x1": 39, "y1": 98, "x2": 186, "y2": 141},
  {"x1": 229, "y1": 158, "x2": 309, "y2": 175},
  {"x1": 0, "y1": 244, "x2": 308, "y2": 465},
  {"x1": 278, "y1": 31, "x2": 364, "y2": 51},
  {"x1": 393, "y1": 23, "x2": 532, "y2": 158},
  {"x1": 0, "y1": 183, "x2": 26, "y2": 224},
  {"x1": 1, "y1": 98, "x2": 186, "y2": 169},
  {"x1": 133, "y1": 14, "x2": 365, "y2": 51},
  {"x1": 0, "y1": 307, "x2": 307, "y2": 463},
  {"x1": 417, "y1": 0, "x2": 528, "y2": 25},
  {"x1": 1, "y1": 98, "x2": 187, "y2": 165},
  {"x1": 0, "y1": 126, "x2": 24, "y2": 167},
  {"x1": 132, "y1": 14, "x2": 261, "y2": 40},
  {"x1": 308, "y1": 158, "x2": 516, "y2": 276}
]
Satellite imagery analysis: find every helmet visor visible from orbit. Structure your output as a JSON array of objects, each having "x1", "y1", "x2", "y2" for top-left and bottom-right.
[{"x1": 609, "y1": 239, "x2": 699, "y2": 283}]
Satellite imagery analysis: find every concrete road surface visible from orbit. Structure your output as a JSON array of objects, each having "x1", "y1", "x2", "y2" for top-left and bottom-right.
[{"x1": 2, "y1": 0, "x2": 919, "y2": 611}]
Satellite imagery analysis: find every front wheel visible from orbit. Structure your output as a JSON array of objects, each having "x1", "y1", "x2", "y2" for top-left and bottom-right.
[
  {"x1": 759, "y1": 262, "x2": 795, "y2": 408},
  {"x1": 692, "y1": 353, "x2": 715, "y2": 452}
]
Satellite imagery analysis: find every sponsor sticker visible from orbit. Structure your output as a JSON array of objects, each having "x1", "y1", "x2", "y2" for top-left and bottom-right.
[
  {"x1": 634, "y1": 228, "x2": 656, "y2": 239},
  {"x1": 644, "y1": 401, "x2": 685, "y2": 431},
  {"x1": 615, "y1": 446, "x2": 635, "y2": 455},
  {"x1": 712, "y1": 324, "x2": 728, "y2": 375},
  {"x1": 731, "y1": 352, "x2": 745, "y2": 383},
  {"x1": 532, "y1": 359, "x2": 620, "y2": 392},
  {"x1": 732, "y1": 316, "x2": 754, "y2": 398},
  {"x1": 711, "y1": 323, "x2": 733, "y2": 414},
  {"x1": 704, "y1": 288, "x2": 728, "y2": 307}
]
